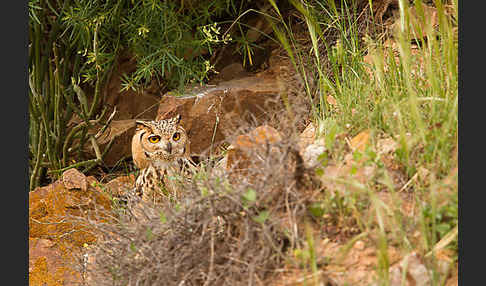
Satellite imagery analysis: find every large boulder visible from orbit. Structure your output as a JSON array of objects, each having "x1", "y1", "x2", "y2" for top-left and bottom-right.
[
  {"x1": 156, "y1": 74, "x2": 284, "y2": 157},
  {"x1": 29, "y1": 168, "x2": 112, "y2": 285},
  {"x1": 84, "y1": 47, "x2": 298, "y2": 165}
]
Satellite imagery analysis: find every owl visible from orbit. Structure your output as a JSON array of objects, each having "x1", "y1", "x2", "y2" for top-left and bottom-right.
[{"x1": 131, "y1": 115, "x2": 191, "y2": 203}]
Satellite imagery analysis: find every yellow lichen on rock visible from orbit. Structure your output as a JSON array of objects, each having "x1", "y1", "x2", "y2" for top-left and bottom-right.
[{"x1": 29, "y1": 169, "x2": 112, "y2": 285}]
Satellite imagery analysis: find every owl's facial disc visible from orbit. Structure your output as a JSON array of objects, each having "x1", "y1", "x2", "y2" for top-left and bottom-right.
[
  {"x1": 134, "y1": 116, "x2": 187, "y2": 167},
  {"x1": 144, "y1": 135, "x2": 184, "y2": 162}
]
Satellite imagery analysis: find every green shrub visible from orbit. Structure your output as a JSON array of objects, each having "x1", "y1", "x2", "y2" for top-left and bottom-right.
[{"x1": 28, "y1": 0, "x2": 253, "y2": 190}]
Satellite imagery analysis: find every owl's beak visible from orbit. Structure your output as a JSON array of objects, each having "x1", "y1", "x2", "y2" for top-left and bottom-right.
[{"x1": 165, "y1": 142, "x2": 172, "y2": 154}]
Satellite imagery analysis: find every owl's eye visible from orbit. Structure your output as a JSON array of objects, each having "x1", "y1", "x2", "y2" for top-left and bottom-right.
[
  {"x1": 172, "y1": 132, "x2": 181, "y2": 141},
  {"x1": 148, "y1": 135, "x2": 161, "y2": 143}
]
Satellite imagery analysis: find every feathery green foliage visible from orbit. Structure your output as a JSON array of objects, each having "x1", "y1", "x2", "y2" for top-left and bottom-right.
[{"x1": 28, "y1": 0, "x2": 252, "y2": 190}]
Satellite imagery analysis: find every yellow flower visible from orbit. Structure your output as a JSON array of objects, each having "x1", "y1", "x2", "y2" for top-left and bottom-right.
[{"x1": 138, "y1": 26, "x2": 150, "y2": 38}]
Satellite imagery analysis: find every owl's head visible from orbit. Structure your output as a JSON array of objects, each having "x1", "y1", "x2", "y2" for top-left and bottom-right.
[{"x1": 131, "y1": 115, "x2": 189, "y2": 169}]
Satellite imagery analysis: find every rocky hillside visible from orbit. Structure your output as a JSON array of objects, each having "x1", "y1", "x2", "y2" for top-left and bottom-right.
[{"x1": 29, "y1": 0, "x2": 458, "y2": 285}]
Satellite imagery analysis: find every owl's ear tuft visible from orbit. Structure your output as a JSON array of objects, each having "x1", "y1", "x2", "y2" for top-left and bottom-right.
[{"x1": 168, "y1": 114, "x2": 182, "y2": 125}]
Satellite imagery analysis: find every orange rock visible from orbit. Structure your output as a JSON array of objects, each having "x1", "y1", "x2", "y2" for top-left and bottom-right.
[
  {"x1": 226, "y1": 125, "x2": 282, "y2": 171},
  {"x1": 349, "y1": 130, "x2": 370, "y2": 152},
  {"x1": 29, "y1": 169, "x2": 112, "y2": 286},
  {"x1": 327, "y1": 94, "x2": 337, "y2": 106},
  {"x1": 29, "y1": 238, "x2": 82, "y2": 286},
  {"x1": 234, "y1": 125, "x2": 282, "y2": 148}
]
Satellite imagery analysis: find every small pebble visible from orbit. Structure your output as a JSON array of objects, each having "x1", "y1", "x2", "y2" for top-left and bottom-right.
[{"x1": 354, "y1": 240, "x2": 365, "y2": 250}]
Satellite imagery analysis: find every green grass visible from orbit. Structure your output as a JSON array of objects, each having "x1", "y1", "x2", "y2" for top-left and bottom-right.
[{"x1": 267, "y1": 0, "x2": 458, "y2": 284}]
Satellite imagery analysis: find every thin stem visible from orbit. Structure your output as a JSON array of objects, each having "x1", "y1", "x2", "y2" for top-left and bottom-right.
[
  {"x1": 47, "y1": 159, "x2": 101, "y2": 175},
  {"x1": 30, "y1": 125, "x2": 44, "y2": 191}
]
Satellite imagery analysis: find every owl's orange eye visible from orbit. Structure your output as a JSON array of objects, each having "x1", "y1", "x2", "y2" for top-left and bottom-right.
[
  {"x1": 172, "y1": 132, "x2": 181, "y2": 141},
  {"x1": 148, "y1": 135, "x2": 161, "y2": 143}
]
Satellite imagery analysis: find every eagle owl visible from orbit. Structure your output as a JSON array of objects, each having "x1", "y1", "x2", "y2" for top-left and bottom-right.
[{"x1": 131, "y1": 115, "x2": 191, "y2": 203}]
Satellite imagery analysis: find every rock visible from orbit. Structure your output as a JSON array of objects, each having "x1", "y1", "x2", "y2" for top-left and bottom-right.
[
  {"x1": 156, "y1": 74, "x2": 283, "y2": 157},
  {"x1": 226, "y1": 125, "x2": 282, "y2": 171},
  {"x1": 349, "y1": 130, "x2": 371, "y2": 152},
  {"x1": 317, "y1": 152, "x2": 377, "y2": 195},
  {"x1": 30, "y1": 172, "x2": 112, "y2": 240},
  {"x1": 29, "y1": 238, "x2": 83, "y2": 286},
  {"x1": 354, "y1": 240, "x2": 365, "y2": 250},
  {"x1": 79, "y1": 119, "x2": 138, "y2": 168},
  {"x1": 62, "y1": 168, "x2": 88, "y2": 191},
  {"x1": 82, "y1": 46, "x2": 298, "y2": 166},
  {"x1": 86, "y1": 45, "x2": 299, "y2": 166},
  {"x1": 376, "y1": 136, "x2": 398, "y2": 155},
  {"x1": 297, "y1": 122, "x2": 317, "y2": 152},
  {"x1": 209, "y1": 63, "x2": 251, "y2": 84},
  {"x1": 103, "y1": 174, "x2": 136, "y2": 197},
  {"x1": 387, "y1": 252, "x2": 432, "y2": 286},
  {"x1": 231, "y1": 125, "x2": 282, "y2": 149},
  {"x1": 29, "y1": 169, "x2": 112, "y2": 285},
  {"x1": 301, "y1": 144, "x2": 327, "y2": 168},
  {"x1": 296, "y1": 122, "x2": 328, "y2": 168},
  {"x1": 327, "y1": 94, "x2": 337, "y2": 106}
]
